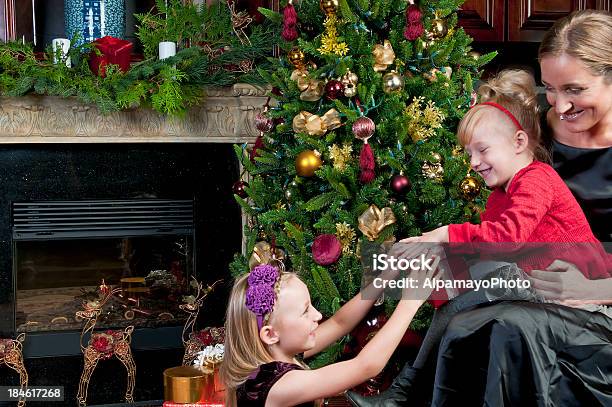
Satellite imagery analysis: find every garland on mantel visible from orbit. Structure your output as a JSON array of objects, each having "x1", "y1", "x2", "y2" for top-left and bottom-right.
[{"x1": 0, "y1": 0, "x2": 278, "y2": 116}]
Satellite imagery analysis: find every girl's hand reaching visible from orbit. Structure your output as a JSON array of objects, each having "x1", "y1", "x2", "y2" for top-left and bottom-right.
[
  {"x1": 401, "y1": 254, "x2": 440, "y2": 304},
  {"x1": 401, "y1": 225, "x2": 449, "y2": 243}
]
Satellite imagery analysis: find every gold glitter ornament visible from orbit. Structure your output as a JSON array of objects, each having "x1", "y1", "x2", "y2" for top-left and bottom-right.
[{"x1": 459, "y1": 175, "x2": 482, "y2": 201}]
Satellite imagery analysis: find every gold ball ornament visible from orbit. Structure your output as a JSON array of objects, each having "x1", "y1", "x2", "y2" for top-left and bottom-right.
[
  {"x1": 320, "y1": 0, "x2": 339, "y2": 15},
  {"x1": 382, "y1": 70, "x2": 404, "y2": 93},
  {"x1": 429, "y1": 152, "x2": 443, "y2": 164},
  {"x1": 287, "y1": 47, "x2": 306, "y2": 69},
  {"x1": 459, "y1": 175, "x2": 482, "y2": 201},
  {"x1": 431, "y1": 18, "x2": 448, "y2": 39},
  {"x1": 296, "y1": 150, "x2": 322, "y2": 177}
]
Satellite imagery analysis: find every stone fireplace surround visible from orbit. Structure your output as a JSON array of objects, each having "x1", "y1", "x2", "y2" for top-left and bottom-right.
[{"x1": 0, "y1": 84, "x2": 266, "y2": 405}]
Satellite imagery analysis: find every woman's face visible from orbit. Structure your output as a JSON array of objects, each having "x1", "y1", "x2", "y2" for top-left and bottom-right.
[{"x1": 540, "y1": 53, "x2": 612, "y2": 135}]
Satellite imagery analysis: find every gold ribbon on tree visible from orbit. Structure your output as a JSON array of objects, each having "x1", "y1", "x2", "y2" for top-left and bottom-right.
[
  {"x1": 248, "y1": 241, "x2": 286, "y2": 271},
  {"x1": 290, "y1": 69, "x2": 325, "y2": 101},
  {"x1": 358, "y1": 205, "x2": 397, "y2": 241},
  {"x1": 293, "y1": 109, "x2": 342, "y2": 136},
  {"x1": 372, "y1": 40, "x2": 395, "y2": 72}
]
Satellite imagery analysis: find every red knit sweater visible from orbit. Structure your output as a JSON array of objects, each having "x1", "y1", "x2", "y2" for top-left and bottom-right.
[{"x1": 448, "y1": 161, "x2": 610, "y2": 279}]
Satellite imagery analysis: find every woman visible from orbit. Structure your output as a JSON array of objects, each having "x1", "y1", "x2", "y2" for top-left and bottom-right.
[
  {"x1": 430, "y1": 10, "x2": 612, "y2": 406},
  {"x1": 348, "y1": 10, "x2": 612, "y2": 407}
]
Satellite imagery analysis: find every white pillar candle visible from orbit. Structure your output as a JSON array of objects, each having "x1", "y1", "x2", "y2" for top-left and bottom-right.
[
  {"x1": 159, "y1": 41, "x2": 177, "y2": 60},
  {"x1": 52, "y1": 38, "x2": 71, "y2": 67}
]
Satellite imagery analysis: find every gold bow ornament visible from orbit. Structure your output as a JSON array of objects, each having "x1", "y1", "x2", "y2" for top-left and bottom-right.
[
  {"x1": 248, "y1": 241, "x2": 286, "y2": 270},
  {"x1": 358, "y1": 204, "x2": 397, "y2": 241},
  {"x1": 372, "y1": 40, "x2": 395, "y2": 72},
  {"x1": 290, "y1": 69, "x2": 325, "y2": 101},
  {"x1": 293, "y1": 109, "x2": 342, "y2": 137}
]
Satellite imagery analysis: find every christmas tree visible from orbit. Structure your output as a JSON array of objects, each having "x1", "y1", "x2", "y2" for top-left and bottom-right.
[{"x1": 231, "y1": 0, "x2": 495, "y2": 366}]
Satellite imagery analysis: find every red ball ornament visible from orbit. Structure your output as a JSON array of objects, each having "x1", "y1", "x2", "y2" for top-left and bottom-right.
[
  {"x1": 312, "y1": 234, "x2": 342, "y2": 265},
  {"x1": 390, "y1": 174, "x2": 411, "y2": 194},
  {"x1": 352, "y1": 117, "x2": 376, "y2": 140},
  {"x1": 254, "y1": 113, "x2": 274, "y2": 133},
  {"x1": 232, "y1": 180, "x2": 249, "y2": 198},
  {"x1": 325, "y1": 80, "x2": 345, "y2": 100}
]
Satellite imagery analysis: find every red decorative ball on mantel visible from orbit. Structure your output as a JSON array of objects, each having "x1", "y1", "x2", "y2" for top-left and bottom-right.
[
  {"x1": 325, "y1": 80, "x2": 345, "y2": 100},
  {"x1": 312, "y1": 234, "x2": 342, "y2": 265},
  {"x1": 390, "y1": 174, "x2": 411, "y2": 194},
  {"x1": 232, "y1": 180, "x2": 249, "y2": 198}
]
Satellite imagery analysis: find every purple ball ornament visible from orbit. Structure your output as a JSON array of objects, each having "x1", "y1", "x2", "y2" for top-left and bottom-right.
[
  {"x1": 352, "y1": 117, "x2": 376, "y2": 140},
  {"x1": 325, "y1": 80, "x2": 345, "y2": 100},
  {"x1": 254, "y1": 113, "x2": 274, "y2": 133},
  {"x1": 390, "y1": 174, "x2": 411, "y2": 194}
]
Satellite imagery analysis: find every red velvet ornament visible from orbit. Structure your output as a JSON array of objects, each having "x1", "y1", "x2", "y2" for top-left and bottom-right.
[
  {"x1": 88, "y1": 36, "x2": 133, "y2": 77},
  {"x1": 404, "y1": 5, "x2": 424, "y2": 41},
  {"x1": 359, "y1": 143, "x2": 375, "y2": 183},
  {"x1": 390, "y1": 174, "x2": 411, "y2": 194},
  {"x1": 312, "y1": 234, "x2": 342, "y2": 265},
  {"x1": 232, "y1": 180, "x2": 249, "y2": 198},
  {"x1": 254, "y1": 113, "x2": 274, "y2": 133},
  {"x1": 353, "y1": 117, "x2": 376, "y2": 184},
  {"x1": 325, "y1": 80, "x2": 345, "y2": 100},
  {"x1": 250, "y1": 135, "x2": 265, "y2": 163},
  {"x1": 282, "y1": 1, "x2": 299, "y2": 41}
]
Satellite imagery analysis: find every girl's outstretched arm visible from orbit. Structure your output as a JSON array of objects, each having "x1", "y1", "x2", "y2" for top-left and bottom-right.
[
  {"x1": 304, "y1": 243, "x2": 429, "y2": 358},
  {"x1": 269, "y1": 262, "x2": 438, "y2": 406}
]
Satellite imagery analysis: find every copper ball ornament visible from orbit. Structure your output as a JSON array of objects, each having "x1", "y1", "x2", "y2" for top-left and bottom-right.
[
  {"x1": 287, "y1": 47, "x2": 305, "y2": 69},
  {"x1": 352, "y1": 117, "x2": 376, "y2": 140},
  {"x1": 296, "y1": 150, "x2": 322, "y2": 177}
]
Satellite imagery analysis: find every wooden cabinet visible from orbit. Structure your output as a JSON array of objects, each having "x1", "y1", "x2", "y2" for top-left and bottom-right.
[{"x1": 459, "y1": 0, "x2": 611, "y2": 42}]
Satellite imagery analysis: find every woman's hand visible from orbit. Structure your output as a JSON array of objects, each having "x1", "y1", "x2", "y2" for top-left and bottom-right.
[
  {"x1": 529, "y1": 260, "x2": 599, "y2": 306},
  {"x1": 400, "y1": 225, "x2": 449, "y2": 243}
]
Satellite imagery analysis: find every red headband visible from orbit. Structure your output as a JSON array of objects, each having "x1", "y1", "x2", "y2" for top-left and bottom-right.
[{"x1": 477, "y1": 102, "x2": 524, "y2": 132}]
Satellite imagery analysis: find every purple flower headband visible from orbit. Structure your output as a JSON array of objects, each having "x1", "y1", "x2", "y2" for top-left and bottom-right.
[{"x1": 245, "y1": 264, "x2": 281, "y2": 329}]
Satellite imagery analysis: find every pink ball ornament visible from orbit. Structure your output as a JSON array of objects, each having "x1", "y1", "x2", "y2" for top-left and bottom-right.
[
  {"x1": 312, "y1": 234, "x2": 342, "y2": 265},
  {"x1": 352, "y1": 117, "x2": 376, "y2": 140},
  {"x1": 390, "y1": 174, "x2": 411, "y2": 194}
]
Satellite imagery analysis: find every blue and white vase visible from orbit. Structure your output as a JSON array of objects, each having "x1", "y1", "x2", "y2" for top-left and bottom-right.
[{"x1": 64, "y1": 0, "x2": 125, "y2": 45}]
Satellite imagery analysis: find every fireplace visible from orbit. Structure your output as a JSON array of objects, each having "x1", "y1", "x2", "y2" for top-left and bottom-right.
[
  {"x1": 0, "y1": 89, "x2": 263, "y2": 404},
  {"x1": 0, "y1": 143, "x2": 242, "y2": 359},
  {"x1": 14, "y1": 199, "x2": 195, "y2": 334}
]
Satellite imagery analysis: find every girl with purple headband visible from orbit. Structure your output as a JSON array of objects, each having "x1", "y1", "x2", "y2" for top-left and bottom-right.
[{"x1": 220, "y1": 252, "x2": 438, "y2": 407}]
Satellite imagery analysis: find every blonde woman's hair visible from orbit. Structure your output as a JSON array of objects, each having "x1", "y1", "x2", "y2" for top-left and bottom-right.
[
  {"x1": 539, "y1": 10, "x2": 612, "y2": 83},
  {"x1": 457, "y1": 69, "x2": 549, "y2": 163},
  {"x1": 219, "y1": 271, "x2": 295, "y2": 407}
]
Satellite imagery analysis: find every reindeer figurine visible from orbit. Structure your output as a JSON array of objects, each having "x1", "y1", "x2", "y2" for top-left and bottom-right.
[
  {"x1": 76, "y1": 286, "x2": 136, "y2": 406},
  {"x1": 0, "y1": 333, "x2": 27, "y2": 407},
  {"x1": 180, "y1": 278, "x2": 223, "y2": 365}
]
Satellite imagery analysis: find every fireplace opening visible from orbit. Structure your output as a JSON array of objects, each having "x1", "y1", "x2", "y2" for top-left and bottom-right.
[
  {"x1": 14, "y1": 199, "x2": 195, "y2": 333},
  {"x1": 0, "y1": 144, "x2": 241, "y2": 357}
]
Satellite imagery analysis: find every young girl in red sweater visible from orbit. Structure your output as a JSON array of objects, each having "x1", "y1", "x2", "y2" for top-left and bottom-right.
[{"x1": 347, "y1": 69, "x2": 610, "y2": 407}]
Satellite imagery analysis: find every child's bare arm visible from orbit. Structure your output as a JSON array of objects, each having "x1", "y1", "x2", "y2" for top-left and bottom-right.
[
  {"x1": 268, "y1": 299, "x2": 424, "y2": 406},
  {"x1": 304, "y1": 244, "x2": 427, "y2": 358}
]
